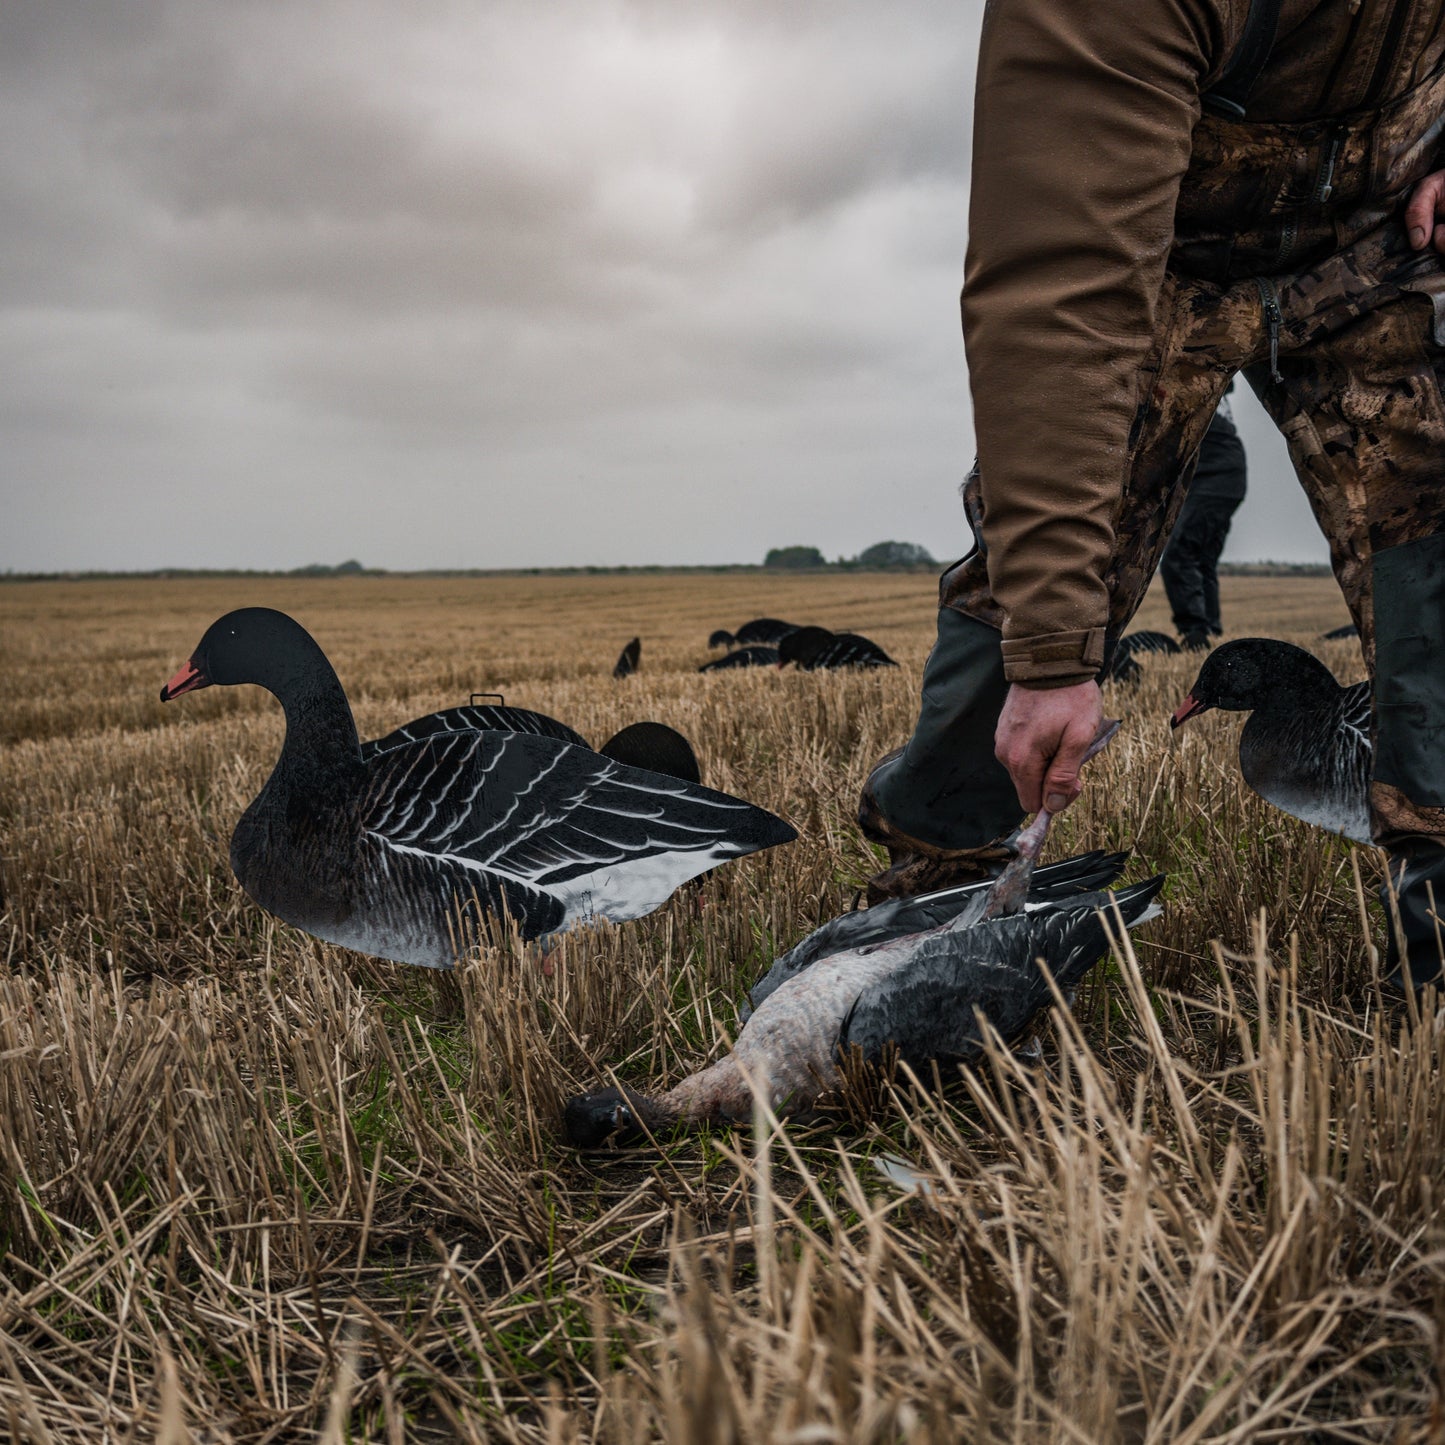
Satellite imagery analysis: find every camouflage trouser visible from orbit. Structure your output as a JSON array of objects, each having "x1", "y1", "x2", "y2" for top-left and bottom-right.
[{"x1": 879, "y1": 61, "x2": 1445, "y2": 854}]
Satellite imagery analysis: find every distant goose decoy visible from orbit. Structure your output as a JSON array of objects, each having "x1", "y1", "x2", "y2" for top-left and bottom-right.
[
  {"x1": 1123, "y1": 630, "x2": 1183, "y2": 656},
  {"x1": 778, "y1": 626, "x2": 898, "y2": 670},
  {"x1": 1320, "y1": 622, "x2": 1360, "y2": 640},
  {"x1": 613, "y1": 638, "x2": 641, "y2": 679},
  {"x1": 160, "y1": 609, "x2": 796, "y2": 968},
  {"x1": 734, "y1": 618, "x2": 800, "y2": 647},
  {"x1": 565, "y1": 723, "x2": 1153, "y2": 1147},
  {"x1": 708, "y1": 629, "x2": 736, "y2": 650},
  {"x1": 1171, "y1": 637, "x2": 1371, "y2": 844},
  {"x1": 699, "y1": 646, "x2": 779, "y2": 673}
]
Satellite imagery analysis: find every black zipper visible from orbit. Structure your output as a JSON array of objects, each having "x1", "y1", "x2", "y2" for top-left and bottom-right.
[
  {"x1": 1256, "y1": 277, "x2": 1285, "y2": 384},
  {"x1": 1313, "y1": 131, "x2": 1344, "y2": 204},
  {"x1": 1360, "y1": 0, "x2": 1412, "y2": 111}
]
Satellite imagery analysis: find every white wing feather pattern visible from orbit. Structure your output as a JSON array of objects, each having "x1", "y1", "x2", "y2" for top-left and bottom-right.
[{"x1": 359, "y1": 731, "x2": 794, "y2": 936}]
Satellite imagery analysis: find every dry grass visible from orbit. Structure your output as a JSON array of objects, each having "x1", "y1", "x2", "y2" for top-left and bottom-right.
[{"x1": 1, "y1": 569, "x2": 1441, "y2": 1442}]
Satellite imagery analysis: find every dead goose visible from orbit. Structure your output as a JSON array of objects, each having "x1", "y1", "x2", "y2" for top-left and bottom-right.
[{"x1": 564, "y1": 724, "x2": 1153, "y2": 1147}]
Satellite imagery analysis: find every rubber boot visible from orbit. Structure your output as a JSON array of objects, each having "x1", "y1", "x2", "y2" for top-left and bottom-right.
[
  {"x1": 1380, "y1": 842, "x2": 1445, "y2": 993},
  {"x1": 1371, "y1": 534, "x2": 1445, "y2": 994},
  {"x1": 859, "y1": 607, "x2": 1024, "y2": 902}
]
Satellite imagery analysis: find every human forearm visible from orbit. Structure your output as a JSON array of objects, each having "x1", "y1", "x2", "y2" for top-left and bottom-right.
[{"x1": 965, "y1": 0, "x2": 1222, "y2": 681}]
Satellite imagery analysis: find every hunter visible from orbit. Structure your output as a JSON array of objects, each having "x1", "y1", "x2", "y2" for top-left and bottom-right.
[{"x1": 862, "y1": 0, "x2": 1445, "y2": 989}]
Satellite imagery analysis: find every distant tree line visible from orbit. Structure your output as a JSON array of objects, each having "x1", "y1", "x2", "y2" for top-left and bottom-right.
[
  {"x1": 289, "y1": 559, "x2": 369, "y2": 577},
  {"x1": 763, "y1": 540, "x2": 936, "y2": 570}
]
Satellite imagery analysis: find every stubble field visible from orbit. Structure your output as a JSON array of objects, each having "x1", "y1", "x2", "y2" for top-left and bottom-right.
[{"x1": 1, "y1": 569, "x2": 1441, "y2": 1442}]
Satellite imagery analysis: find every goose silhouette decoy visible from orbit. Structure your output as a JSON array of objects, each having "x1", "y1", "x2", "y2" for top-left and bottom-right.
[
  {"x1": 1170, "y1": 637, "x2": 1372, "y2": 844},
  {"x1": 699, "y1": 646, "x2": 779, "y2": 673},
  {"x1": 595, "y1": 721, "x2": 701, "y2": 785},
  {"x1": 565, "y1": 723, "x2": 1151, "y2": 1147},
  {"x1": 613, "y1": 638, "x2": 641, "y2": 679},
  {"x1": 734, "y1": 618, "x2": 800, "y2": 647},
  {"x1": 160, "y1": 609, "x2": 796, "y2": 968},
  {"x1": 707, "y1": 629, "x2": 736, "y2": 651},
  {"x1": 778, "y1": 626, "x2": 898, "y2": 670}
]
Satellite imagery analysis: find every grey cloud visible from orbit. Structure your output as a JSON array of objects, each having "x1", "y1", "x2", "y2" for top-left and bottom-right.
[{"x1": 0, "y1": 0, "x2": 1324, "y2": 574}]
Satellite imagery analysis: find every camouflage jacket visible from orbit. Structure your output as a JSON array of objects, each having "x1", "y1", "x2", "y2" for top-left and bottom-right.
[{"x1": 965, "y1": 0, "x2": 1445, "y2": 683}]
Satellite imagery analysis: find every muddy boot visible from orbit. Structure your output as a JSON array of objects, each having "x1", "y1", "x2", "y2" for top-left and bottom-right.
[
  {"x1": 1380, "y1": 842, "x2": 1445, "y2": 995},
  {"x1": 858, "y1": 754, "x2": 1014, "y2": 902},
  {"x1": 857, "y1": 606, "x2": 1025, "y2": 903}
]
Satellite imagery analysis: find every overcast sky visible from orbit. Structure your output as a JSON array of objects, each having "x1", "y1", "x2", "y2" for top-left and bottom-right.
[{"x1": 1, "y1": 0, "x2": 1327, "y2": 573}]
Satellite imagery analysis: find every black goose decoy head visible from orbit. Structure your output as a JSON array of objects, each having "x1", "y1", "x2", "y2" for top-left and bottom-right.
[
  {"x1": 161, "y1": 607, "x2": 329, "y2": 701},
  {"x1": 1171, "y1": 637, "x2": 1338, "y2": 728}
]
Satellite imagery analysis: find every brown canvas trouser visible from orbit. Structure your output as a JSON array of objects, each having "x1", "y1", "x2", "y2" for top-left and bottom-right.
[{"x1": 869, "y1": 60, "x2": 1445, "y2": 861}]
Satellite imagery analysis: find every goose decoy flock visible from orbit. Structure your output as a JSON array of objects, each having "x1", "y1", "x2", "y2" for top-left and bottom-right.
[
  {"x1": 160, "y1": 608, "x2": 795, "y2": 968},
  {"x1": 778, "y1": 625, "x2": 898, "y2": 670},
  {"x1": 565, "y1": 720, "x2": 1157, "y2": 1148},
  {"x1": 702, "y1": 618, "x2": 897, "y2": 671},
  {"x1": 613, "y1": 637, "x2": 641, "y2": 679},
  {"x1": 1171, "y1": 637, "x2": 1371, "y2": 844}
]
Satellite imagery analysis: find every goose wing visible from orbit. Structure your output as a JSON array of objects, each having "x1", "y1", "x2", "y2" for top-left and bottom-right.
[
  {"x1": 1119, "y1": 630, "x2": 1180, "y2": 656},
  {"x1": 359, "y1": 731, "x2": 795, "y2": 933},
  {"x1": 1240, "y1": 679, "x2": 1373, "y2": 844},
  {"x1": 362, "y1": 704, "x2": 586, "y2": 759},
  {"x1": 839, "y1": 877, "x2": 1163, "y2": 1071},
  {"x1": 744, "y1": 851, "x2": 1129, "y2": 1016}
]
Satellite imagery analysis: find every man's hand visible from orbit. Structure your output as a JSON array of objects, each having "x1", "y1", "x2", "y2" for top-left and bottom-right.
[
  {"x1": 1406, "y1": 168, "x2": 1445, "y2": 253},
  {"x1": 995, "y1": 679, "x2": 1103, "y2": 814}
]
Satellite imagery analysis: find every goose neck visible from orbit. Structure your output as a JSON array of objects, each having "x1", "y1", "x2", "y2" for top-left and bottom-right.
[{"x1": 275, "y1": 667, "x2": 363, "y2": 785}]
